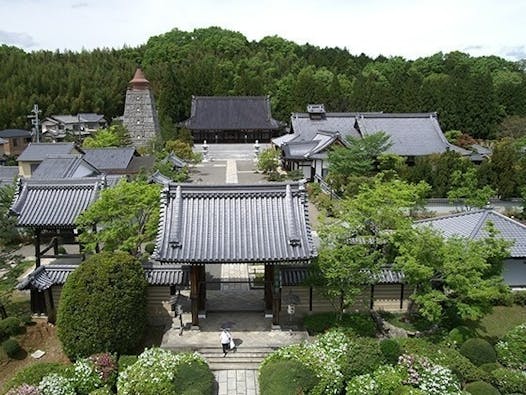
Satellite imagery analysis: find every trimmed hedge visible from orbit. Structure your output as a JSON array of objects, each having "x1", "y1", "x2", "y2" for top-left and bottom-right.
[
  {"x1": 345, "y1": 337, "x2": 386, "y2": 379},
  {"x1": 448, "y1": 325, "x2": 475, "y2": 346},
  {"x1": 2, "y1": 338, "x2": 21, "y2": 358},
  {"x1": 496, "y1": 323, "x2": 526, "y2": 370},
  {"x1": 172, "y1": 359, "x2": 215, "y2": 395},
  {"x1": 57, "y1": 251, "x2": 148, "y2": 358},
  {"x1": 460, "y1": 338, "x2": 497, "y2": 366},
  {"x1": 3, "y1": 362, "x2": 68, "y2": 391},
  {"x1": 303, "y1": 312, "x2": 376, "y2": 337},
  {"x1": 463, "y1": 381, "x2": 500, "y2": 395},
  {"x1": 117, "y1": 355, "x2": 138, "y2": 373},
  {"x1": 259, "y1": 359, "x2": 319, "y2": 395}
]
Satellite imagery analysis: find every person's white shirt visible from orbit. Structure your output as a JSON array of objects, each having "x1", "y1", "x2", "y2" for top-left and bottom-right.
[{"x1": 220, "y1": 330, "x2": 231, "y2": 344}]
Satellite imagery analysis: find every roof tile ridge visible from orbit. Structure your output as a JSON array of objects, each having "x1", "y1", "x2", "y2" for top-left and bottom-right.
[{"x1": 469, "y1": 209, "x2": 490, "y2": 238}]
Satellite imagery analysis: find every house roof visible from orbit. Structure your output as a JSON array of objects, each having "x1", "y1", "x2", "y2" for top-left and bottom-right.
[
  {"x1": 415, "y1": 210, "x2": 526, "y2": 258},
  {"x1": 283, "y1": 112, "x2": 362, "y2": 146},
  {"x1": 0, "y1": 166, "x2": 19, "y2": 186},
  {"x1": 280, "y1": 266, "x2": 404, "y2": 286},
  {"x1": 0, "y1": 129, "x2": 32, "y2": 138},
  {"x1": 166, "y1": 152, "x2": 186, "y2": 169},
  {"x1": 17, "y1": 262, "x2": 189, "y2": 291},
  {"x1": 356, "y1": 113, "x2": 470, "y2": 156},
  {"x1": 10, "y1": 177, "x2": 106, "y2": 229},
  {"x1": 31, "y1": 155, "x2": 100, "y2": 179},
  {"x1": 83, "y1": 147, "x2": 137, "y2": 171},
  {"x1": 127, "y1": 155, "x2": 156, "y2": 173},
  {"x1": 129, "y1": 68, "x2": 150, "y2": 90},
  {"x1": 48, "y1": 113, "x2": 105, "y2": 124},
  {"x1": 182, "y1": 96, "x2": 282, "y2": 131},
  {"x1": 17, "y1": 143, "x2": 78, "y2": 162},
  {"x1": 153, "y1": 182, "x2": 317, "y2": 264},
  {"x1": 282, "y1": 131, "x2": 347, "y2": 160},
  {"x1": 148, "y1": 170, "x2": 172, "y2": 185}
]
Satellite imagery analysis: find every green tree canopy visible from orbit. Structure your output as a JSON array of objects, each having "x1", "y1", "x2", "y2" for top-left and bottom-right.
[
  {"x1": 447, "y1": 167, "x2": 495, "y2": 209},
  {"x1": 76, "y1": 179, "x2": 160, "y2": 255},
  {"x1": 82, "y1": 124, "x2": 131, "y2": 148},
  {"x1": 57, "y1": 251, "x2": 147, "y2": 358}
]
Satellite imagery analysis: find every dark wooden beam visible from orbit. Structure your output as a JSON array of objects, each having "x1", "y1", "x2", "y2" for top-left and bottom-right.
[
  {"x1": 34, "y1": 229, "x2": 41, "y2": 268},
  {"x1": 190, "y1": 265, "x2": 199, "y2": 327},
  {"x1": 264, "y1": 265, "x2": 274, "y2": 311},
  {"x1": 370, "y1": 285, "x2": 375, "y2": 310},
  {"x1": 400, "y1": 283, "x2": 405, "y2": 310}
]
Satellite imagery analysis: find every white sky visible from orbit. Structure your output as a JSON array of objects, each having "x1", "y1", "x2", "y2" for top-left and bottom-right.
[{"x1": 0, "y1": 0, "x2": 525, "y2": 60}]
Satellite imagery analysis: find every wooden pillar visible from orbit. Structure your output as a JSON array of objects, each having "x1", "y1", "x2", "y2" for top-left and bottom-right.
[
  {"x1": 309, "y1": 287, "x2": 313, "y2": 312},
  {"x1": 264, "y1": 265, "x2": 274, "y2": 311},
  {"x1": 272, "y1": 267, "x2": 281, "y2": 326},
  {"x1": 53, "y1": 236, "x2": 59, "y2": 256},
  {"x1": 190, "y1": 266, "x2": 199, "y2": 327},
  {"x1": 198, "y1": 266, "x2": 206, "y2": 311},
  {"x1": 400, "y1": 283, "x2": 405, "y2": 310},
  {"x1": 34, "y1": 229, "x2": 41, "y2": 268},
  {"x1": 370, "y1": 285, "x2": 375, "y2": 310}
]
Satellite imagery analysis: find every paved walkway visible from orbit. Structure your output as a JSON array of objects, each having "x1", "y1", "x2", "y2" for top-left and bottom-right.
[{"x1": 215, "y1": 370, "x2": 258, "y2": 395}]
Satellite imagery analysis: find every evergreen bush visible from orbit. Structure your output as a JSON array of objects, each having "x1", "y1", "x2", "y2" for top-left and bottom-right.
[
  {"x1": 57, "y1": 251, "x2": 148, "y2": 358},
  {"x1": 117, "y1": 355, "x2": 138, "y2": 373},
  {"x1": 0, "y1": 317, "x2": 22, "y2": 337},
  {"x1": 479, "y1": 362, "x2": 501, "y2": 374},
  {"x1": 303, "y1": 311, "x2": 376, "y2": 337},
  {"x1": 171, "y1": 359, "x2": 215, "y2": 395},
  {"x1": 259, "y1": 358, "x2": 319, "y2": 395},
  {"x1": 345, "y1": 337, "x2": 386, "y2": 378},
  {"x1": 460, "y1": 338, "x2": 497, "y2": 366},
  {"x1": 448, "y1": 325, "x2": 476, "y2": 346},
  {"x1": 463, "y1": 381, "x2": 501, "y2": 395},
  {"x1": 2, "y1": 338, "x2": 21, "y2": 358},
  {"x1": 380, "y1": 339, "x2": 402, "y2": 365}
]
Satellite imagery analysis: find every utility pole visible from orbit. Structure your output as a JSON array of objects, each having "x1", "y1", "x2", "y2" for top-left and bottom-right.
[{"x1": 27, "y1": 104, "x2": 41, "y2": 143}]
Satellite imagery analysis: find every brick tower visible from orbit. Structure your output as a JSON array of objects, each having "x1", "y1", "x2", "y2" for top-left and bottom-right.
[{"x1": 122, "y1": 68, "x2": 160, "y2": 148}]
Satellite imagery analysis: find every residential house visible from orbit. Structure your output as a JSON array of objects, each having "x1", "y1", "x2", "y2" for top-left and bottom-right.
[
  {"x1": 0, "y1": 129, "x2": 32, "y2": 156},
  {"x1": 416, "y1": 209, "x2": 526, "y2": 290},
  {"x1": 41, "y1": 114, "x2": 107, "y2": 141},
  {"x1": 17, "y1": 143, "x2": 82, "y2": 178},
  {"x1": 31, "y1": 155, "x2": 100, "y2": 179},
  {"x1": 180, "y1": 96, "x2": 284, "y2": 143}
]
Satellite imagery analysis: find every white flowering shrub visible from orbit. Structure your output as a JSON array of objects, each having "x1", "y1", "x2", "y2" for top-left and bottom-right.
[
  {"x1": 117, "y1": 347, "x2": 207, "y2": 394},
  {"x1": 38, "y1": 374, "x2": 75, "y2": 395},
  {"x1": 69, "y1": 358, "x2": 104, "y2": 395},
  {"x1": 496, "y1": 323, "x2": 526, "y2": 371},
  {"x1": 6, "y1": 384, "x2": 42, "y2": 395},
  {"x1": 261, "y1": 329, "x2": 352, "y2": 395},
  {"x1": 398, "y1": 354, "x2": 462, "y2": 395},
  {"x1": 346, "y1": 365, "x2": 408, "y2": 395}
]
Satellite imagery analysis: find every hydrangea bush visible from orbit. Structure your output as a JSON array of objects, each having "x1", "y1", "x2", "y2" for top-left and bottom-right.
[
  {"x1": 6, "y1": 384, "x2": 42, "y2": 395},
  {"x1": 117, "y1": 347, "x2": 207, "y2": 394},
  {"x1": 69, "y1": 358, "x2": 104, "y2": 395},
  {"x1": 346, "y1": 365, "x2": 408, "y2": 395},
  {"x1": 495, "y1": 323, "x2": 526, "y2": 371},
  {"x1": 38, "y1": 374, "x2": 75, "y2": 395}
]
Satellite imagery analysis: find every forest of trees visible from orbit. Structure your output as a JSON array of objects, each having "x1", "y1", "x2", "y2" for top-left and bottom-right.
[{"x1": 1, "y1": 26, "x2": 526, "y2": 140}]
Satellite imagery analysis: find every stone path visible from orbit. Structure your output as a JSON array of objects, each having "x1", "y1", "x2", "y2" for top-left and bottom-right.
[{"x1": 215, "y1": 370, "x2": 258, "y2": 395}]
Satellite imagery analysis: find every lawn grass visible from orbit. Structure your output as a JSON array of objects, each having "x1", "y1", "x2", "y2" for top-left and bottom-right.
[{"x1": 471, "y1": 304, "x2": 526, "y2": 342}]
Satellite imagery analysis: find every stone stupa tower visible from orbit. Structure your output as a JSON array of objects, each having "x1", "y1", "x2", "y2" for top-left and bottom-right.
[{"x1": 122, "y1": 68, "x2": 160, "y2": 148}]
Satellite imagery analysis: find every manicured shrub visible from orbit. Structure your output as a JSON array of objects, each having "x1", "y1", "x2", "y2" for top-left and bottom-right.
[
  {"x1": 448, "y1": 325, "x2": 476, "y2": 346},
  {"x1": 259, "y1": 359, "x2": 319, "y2": 395},
  {"x1": 117, "y1": 348, "x2": 209, "y2": 394},
  {"x1": 345, "y1": 337, "x2": 385, "y2": 378},
  {"x1": 4, "y1": 363, "x2": 68, "y2": 391},
  {"x1": 88, "y1": 388, "x2": 113, "y2": 395},
  {"x1": 5, "y1": 384, "x2": 42, "y2": 395},
  {"x1": 380, "y1": 339, "x2": 402, "y2": 365},
  {"x1": 117, "y1": 355, "x2": 137, "y2": 373},
  {"x1": 57, "y1": 251, "x2": 148, "y2": 358},
  {"x1": 463, "y1": 381, "x2": 500, "y2": 395},
  {"x1": 171, "y1": 359, "x2": 215, "y2": 395},
  {"x1": 68, "y1": 358, "x2": 106, "y2": 395},
  {"x1": 436, "y1": 347, "x2": 484, "y2": 384},
  {"x1": 460, "y1": 338, "x2": 497, "y2": 366},
  {"x1": 144, "y1": 243, "x2": 155, "y2": 254},
  {"x1": 0, "y1": 317, "x2": 22, "y2": 337},
  {"x1": 512, "y1": 290, "x2": 526, "y2": 306},
  {"x1": 491, "y1": 368, "x2": 526, "y2": 394},
  {"x1": 38, "y1": 374, "x2": 75, "y2": 395},
  {"x1": 495, "y1": 323, "x2": 526, "y2": 371},
  {"x1": 2, "y1": 338, "x2": 21, "y2": 358},
  {"x1": 346, "y1": 364, "x2": 408, "y2": 395},
  {"x1": 303, "y1": 312, "x2": 376, "y2": 337}
]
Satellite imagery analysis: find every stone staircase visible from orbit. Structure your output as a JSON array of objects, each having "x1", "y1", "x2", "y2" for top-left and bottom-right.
[{"x1": 197, "y1": 346, "x2": 276, "y2": 370}]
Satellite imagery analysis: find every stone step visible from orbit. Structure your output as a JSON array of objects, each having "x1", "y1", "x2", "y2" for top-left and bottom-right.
[
  {"x1": 197, "y1": 346, "x2": 274, "y2": 371},
  {"x1": 208, "y1": 361, "x2": 261, "y2": 370}
]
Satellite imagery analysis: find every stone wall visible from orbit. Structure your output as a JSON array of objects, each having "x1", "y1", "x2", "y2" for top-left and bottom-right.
[{"x1": 122, "y1": 89, "x2": 160, "y2": 148}]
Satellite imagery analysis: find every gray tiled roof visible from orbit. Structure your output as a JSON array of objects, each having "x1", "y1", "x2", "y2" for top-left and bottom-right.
[
  {"x1": 153, "y1": 182, "x2": 317, "y2": 264},
  {"x1": 280, "y1": 266, "x2": 404, "y2": 286},
  {"x1": 17, "y1": 262, "x2": 189, "y2": 290},
  {"x1": 356, "y1": 113, "x2": 469, "y2": 156},
  {"x1": 416, "y1": 210, "x2": 526, "y2": 257},
  {"x1": 282, "y1": 131, "x2": 346, "y2": 160},
  {"x1": 148, "y1": 170, "x2": 172, "y2": 185},
  {"x1": 0, "y1": 166, "x2": 19, "y2": 186},
  {"x1": 17, "y1": 143, "x2": 78, "y2": 162},
  {"x1": 83, "y1": 147, "x2": 136, "y2": 171},
  {"x1": 127, "y1": 155, "x2": 155, "y2": 173},
  {"x1": 10, "y1": 177, "x2": 106, "y2": 228},
  {"x1": 286, "y1": 112, "x2": 362, "y2": 145},
  {"x1": 0, "y1": 129, "x2": 32, "y2": 138},
  {"x1": 182, "y1": 96, "x2": 282, "y2": 130},
  {"x1": 32, "y1": 155, "x2": 100, "y2": 179},
  {"x1": 166, "y1": 153, "x2": 186, "y2": 169}
]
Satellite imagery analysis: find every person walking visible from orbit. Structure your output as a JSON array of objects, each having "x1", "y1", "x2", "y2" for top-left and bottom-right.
[{"x1": 220, "y1": 328, "x2": 231, "y2": 357}]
